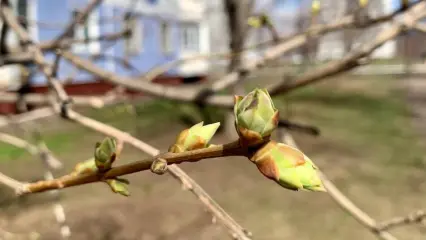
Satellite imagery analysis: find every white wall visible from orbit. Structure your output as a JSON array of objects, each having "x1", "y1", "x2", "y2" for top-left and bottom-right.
[
  {"x1": 104, "y1": 0, "x2": 179, "y2": 19},
  {"x1": 175, "y1": 0, "x2": 211, "y2": 76},
  {"x1": 316, "y1": 0, "x2": 397, "y2": 60}
]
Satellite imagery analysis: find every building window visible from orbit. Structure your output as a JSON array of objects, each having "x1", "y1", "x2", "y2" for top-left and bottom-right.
[
  {"x1": 15, "y1": 0, "x2": 28, "y2": 29},
  {"x1": 160, "y1": 21, "x2": 172, "y2": 53},
  {"x1": 274, "y1": 0, "x2": 286, "y2": 8},
  {"x1": 180, "y1": 22, "x2": 199, "y2": 52},
  {"x1": 146, "y1": 0, "x2": 158, "y2": 4},
  {"x1": 125, "y1": 16, "x2": 143, "y2": 55},
  {"x1": 6, "y1": 0, "x2": 31, "y2": 51},
  {"x1": 72, "y1": 9, "x2": 100, "y2": 54}
]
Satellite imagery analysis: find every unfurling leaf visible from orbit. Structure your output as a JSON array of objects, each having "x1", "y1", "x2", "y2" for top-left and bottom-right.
[
  {"x1": 151, "y1": 158, "x2": 168, "y2": 175},
  {"x1": 247, "y1": 16, "x2": 263, "y2": 28},
  {"x1": 234, "y1": 88, "x2": 279, "y2": 146},
  {"x1": 105, "y1": 178, "x2": 130, "y2": 197},
  {"x1": 94, "y1": 137, "x2": 117, "y2": 172},
  {"x1": 72, "y1": 158, "x2": 98, "y2": 176},
  {"x1": 359, "y1": 0, "x2": 368, "y2": 8},
  {"x1": 248, "y1": 14, "x2": 271, "y2": 28},
  {"x1": 169, "y1": 121, "x2": 220, "y2": 153},
  {"x1": 311, "y1": 0, "x2": 320, "y2": 15},
  {"x1": 250, "y1": 141, "x2": 325, "y2": 192}
]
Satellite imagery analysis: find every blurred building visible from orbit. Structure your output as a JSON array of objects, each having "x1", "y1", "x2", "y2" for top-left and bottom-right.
[
  {"x1": 206, "y1": 0, "x2": 404, "y2": 64},
  {"x1": 0, "y1": 0, "x2": 211, "y2": 92},
  {"x1": 316, "y1": 0, "x2": 396, "y2": 60}
]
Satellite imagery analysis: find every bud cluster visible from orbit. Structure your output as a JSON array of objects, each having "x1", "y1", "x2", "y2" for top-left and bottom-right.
[{"x1": 234, "y1": 89, "x2": 325, "y2": 192}]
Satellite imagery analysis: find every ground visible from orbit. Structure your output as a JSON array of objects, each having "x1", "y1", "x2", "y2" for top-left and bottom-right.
[{"x1": 1, "y1": 74, "x2": 426, "y2": 240}]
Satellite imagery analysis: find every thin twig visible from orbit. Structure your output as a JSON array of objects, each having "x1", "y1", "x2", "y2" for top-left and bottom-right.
[
  {"x1": 0, "y1": 132, "x2": 62, "y2": 169},
  {"x1": 0, "y1": 171, "x2": 23, "y2": 192},
  {"x1": 0, "y1": 107, "x2": 56, "y2": 128},
  {"x1": 20, "y1": 141, "x2": 243, "y2": 194},
  {"x1": 50, "y1": 0, "x2": 103, "y2": 46},
  {"x1": 59, "y1": 108, "x2": 253, "y2": 240},
  {"x1": 377, "y1": 209, "x2": 426, "y2": 231},
  {"x1": 40, "y1": 28, "x2": 130, "y2": 51},
  {"x1": 267, "y1": 2, "x2": 426, "y2": 95},
  {"x1": 1, "y1": 3, "x2": 252, "y2": 238},
  {"x1": 281, "y1": 132, "x2": 398, "y2": 240},
  {"x1": 139, "y1": 2, "x2": 419, "y2": 84},
  {"x1": 0, "y1": 4, "x2": 67, "y2": 102},
  {"x1": 33, "y1": 131, "x2": 70, "y2": 239},
  {"x1": 0, "y1": 92, "x2": 112, "y2": 108},
  {"x1": 57, "y1": 3, "x2": 421, "y2": 109}
]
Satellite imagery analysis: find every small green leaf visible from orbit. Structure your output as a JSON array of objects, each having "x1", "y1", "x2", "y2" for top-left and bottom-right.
[
  {"x1": 105, "y1": 178, "x2": 130, "y2": 197},
  {"x1": 73, "y1": 158, "x2": 98, "y2": 175},
  {"x1": 94, "y1": 137, "x2": 117, "y2": 172},
  {"x1": 170, "y1": 122, "x2": 220, "y2": 152},
  {"x1": 247, "y1": 16, "x2": 263, "y2": 28},
  {"x1": 311, "y1": 0, "x2": 320, "y2": 14}
]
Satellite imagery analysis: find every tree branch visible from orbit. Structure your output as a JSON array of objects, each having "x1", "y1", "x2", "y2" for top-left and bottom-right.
[
  {"x1": 0, "y1": 171, "x2": 23, "y2": 192},
  {"x1": 53, "y1": 106, "x2": 252, "y2": 239},
  {"x1": 1, "y1": 3, "x2": 251, "y2": 238},
  {"x1": 377, "y1": 209, "x2": 426, "y2": 231},
  {"x1": 280, "y1": 132, "x2": 398, "y2": 240},
  {"x1": 58, "y1": 3, "x2": 420, "y2": 109},
  {"x1": 0, "y1": 4, "x2": 68, "y2": 102},
  {"x1": 40, "y1": 28, "x2": 129, "y2": 51},
  {"x1": 267, "y1": 2, "x2": 426, "y2": 95},
  {"x1": 0, "y1": 107, "x2": 56, "y2": 129},
  {"x1": 20, "y1": 141, "x2": 243, "y2": 194},
  {"x1": 50, "y1": 0, "x2": 103, "y2": 46},
  {"x1": 0, "y1": 132, "x2": 62, "y2": 169},
  {"x1": 0, "y1": 92, "x2": 115, "y2": 108}
]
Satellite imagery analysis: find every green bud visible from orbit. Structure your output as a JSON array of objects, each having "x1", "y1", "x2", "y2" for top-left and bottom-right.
[
  {"x1": 234, "y1": 88, "x2": 279, "y2": 146},
  {"x1": 169, "y1": 121, "x2": 220, "y2": 153},
  {"x1": 250, "y1": 141, "x2": 325, "y2": 192},
  {"x1": 105, "y1": 178, "x2": 130, "y2": 197},
  {"x1": 73, "y1": 158, "x2": 98, "y2": 176},
  {"x1": 94, "y1": 137, "x2": 117, "y2": 172},
  {"x1": 248, "y1": 14, "x2": 271, "y2": 28},
  {"x1": 247, "y1": 16, "x2": 263, "y2": 28}
]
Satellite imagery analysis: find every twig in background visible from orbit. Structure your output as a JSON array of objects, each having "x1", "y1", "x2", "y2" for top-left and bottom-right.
[
  {"x1": 0, "y1": 107, "x2": 56, "y2": 128},
  {"x1": 0, "y1": 132, "x2": 62, "y2": 169},
  {"x1": 267, "y1": 2, "x2": 426, "y2": 95},
  {"x1": 0, "y1": 171, "x2": 23, "y2": 192},
  {"x1": 56, "y1": 2, "x2": 422, "y2": 110},
  {"x1": 0, "y1": 92, "x2": 109, "y2": 108},
  {"x1": 53, "y1": 107, "x2": 252, "y2": 240},
  {"x1": 1, "y1": 2, "x2": 251, "y2": 239},
  {"x1": 280, "y1": 131, "x2": 398, "y2": 240},
  {"x1": 377, "y1": 209, "x2": 426, "y2": 231},
  {"x1": 50, "y1": 0, "x2": 103, "y2": 47}
]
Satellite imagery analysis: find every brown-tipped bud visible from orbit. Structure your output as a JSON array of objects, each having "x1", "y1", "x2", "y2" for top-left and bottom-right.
[
  {"x1": 250, "y1": 141, "x2": 325, "y2": 192},
  {"x1": 234, "y1": 88, "x2": 279, "y2": 146}
]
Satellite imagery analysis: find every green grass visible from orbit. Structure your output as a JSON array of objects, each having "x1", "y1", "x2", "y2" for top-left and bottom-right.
[
  {"x1": 275, "y1": 80, "x2": 424, "y2": 172},
  {"x1": 0, "y1": 129, "x2": 86, "y2": 161}
]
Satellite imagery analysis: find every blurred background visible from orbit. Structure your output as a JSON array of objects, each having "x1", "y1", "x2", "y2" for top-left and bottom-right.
[{"x1": 0, "y1": 0, "x2": 426, "y2": 239}]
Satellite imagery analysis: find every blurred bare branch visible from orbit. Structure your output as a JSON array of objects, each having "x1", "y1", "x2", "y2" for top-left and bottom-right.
[
  {"x1": 377, "y1": 209, "x2": 426, "y2": 231},
  {"x1": 281, "y1": 132, "x2": 398, "y2": 240},
  {"x1": 0, "y1": 132, "x2": 62, "y2": 169}
]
